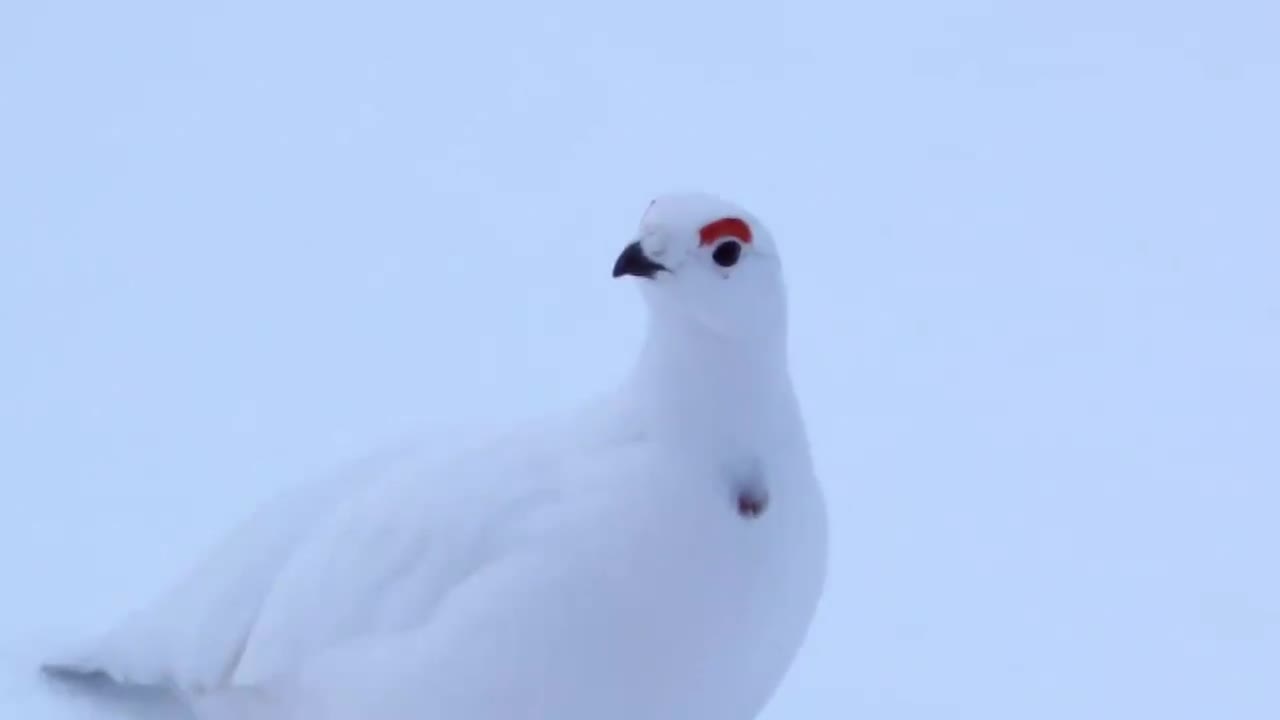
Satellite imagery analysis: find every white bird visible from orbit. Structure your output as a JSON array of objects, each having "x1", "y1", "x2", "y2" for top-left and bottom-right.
[{"x1": 43, "y1": 192, "x2": 829, "y2": 720}]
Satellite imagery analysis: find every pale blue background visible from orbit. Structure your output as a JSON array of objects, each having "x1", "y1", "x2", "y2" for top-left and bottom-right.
[{"x1": 2, "y1": 2, "x2": 1277, "y2": 718}]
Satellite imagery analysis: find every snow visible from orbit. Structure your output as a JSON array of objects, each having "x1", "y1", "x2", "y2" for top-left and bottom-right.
[{"x1": 2, "y1": 1, "x2": 1279, "y2": 718}]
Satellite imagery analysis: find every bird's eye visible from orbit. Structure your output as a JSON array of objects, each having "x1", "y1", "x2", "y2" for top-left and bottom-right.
[{"x1": 712, "y1": 240, "x2": 741, "y2": 268}]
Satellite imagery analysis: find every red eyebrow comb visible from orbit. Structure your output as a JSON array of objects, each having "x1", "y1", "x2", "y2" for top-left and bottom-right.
[{"x1": 698, "y1": 217, "x2": 753, "y2": 247}]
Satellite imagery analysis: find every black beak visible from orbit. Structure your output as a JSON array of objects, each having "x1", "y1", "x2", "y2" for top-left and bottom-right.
[{"x1": 612, "y1": 241, "x2": 667, "y2": 279}]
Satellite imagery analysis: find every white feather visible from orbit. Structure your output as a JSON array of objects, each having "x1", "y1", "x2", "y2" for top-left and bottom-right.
[{"x1": 44, "y1": 192, "x2": 829, "y2": 720}]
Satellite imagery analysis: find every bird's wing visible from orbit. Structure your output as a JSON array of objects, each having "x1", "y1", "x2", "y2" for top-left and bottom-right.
[
  {"x1": 222, "y1": 430, "x2": 583, "y2": 685},
  {"x1": 187, "y1": 442, "x2": 713, "y2": 720},
  {"x1": 47, "y1": 403, "x2": 646, "y2": 707},
  {"x1": 40, "y1": 444, "x2": 419, "y2": 691}
]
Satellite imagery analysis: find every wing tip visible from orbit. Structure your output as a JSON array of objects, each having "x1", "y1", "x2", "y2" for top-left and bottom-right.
[
  {"x1": 41, "y1": 658, "x2": 97, "y2": 677},
  {"x1": 40, "y1": 657, "x2": 199, "y2": 719},
  {"x1": 39, "y1": 658, "x2": 119, "y2": 691}
]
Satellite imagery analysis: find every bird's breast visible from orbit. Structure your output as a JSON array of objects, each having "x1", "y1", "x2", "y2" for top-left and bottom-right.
[{"x1": 594, "y1": 458, "x2": 826, "y2": 719}]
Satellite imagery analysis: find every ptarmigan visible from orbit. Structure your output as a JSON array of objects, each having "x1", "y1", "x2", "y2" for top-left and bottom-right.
[{"x1": 43, "y1": 192, "x2": 829, "y2": 720}]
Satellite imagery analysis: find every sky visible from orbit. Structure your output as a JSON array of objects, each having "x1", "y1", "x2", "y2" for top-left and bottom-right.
[{"x1": 2, "y1": 1, "x2": 1278, "y2": 718}]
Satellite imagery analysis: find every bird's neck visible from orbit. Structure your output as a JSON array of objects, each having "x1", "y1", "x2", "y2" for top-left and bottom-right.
[{"x1": 627, "y1": 316, "x2": 807, "y2": 462}]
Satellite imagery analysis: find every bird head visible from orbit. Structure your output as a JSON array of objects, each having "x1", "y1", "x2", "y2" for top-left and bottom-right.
[{"x1": 613, "y1": 192, "x2": 788, "y2": 343}]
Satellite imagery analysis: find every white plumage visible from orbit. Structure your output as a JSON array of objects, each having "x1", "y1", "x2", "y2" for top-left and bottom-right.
[{"x1": 44, "y1": 192, "x2": 828, "y2": 720}]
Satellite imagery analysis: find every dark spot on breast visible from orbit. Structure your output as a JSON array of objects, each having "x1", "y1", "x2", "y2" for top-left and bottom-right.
[{"x1": 737, "y1": 486, "x2": 768, "y2": 519}]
